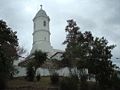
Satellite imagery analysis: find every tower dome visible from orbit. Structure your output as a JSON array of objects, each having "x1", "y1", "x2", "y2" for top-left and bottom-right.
[{"x1": 33, "y1": 5, "x2": 49, "y2": 21}]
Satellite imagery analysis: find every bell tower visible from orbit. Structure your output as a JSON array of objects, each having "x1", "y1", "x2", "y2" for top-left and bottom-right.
[{"x1": 31, "y1": 5, "x2": 53, "y2": 53}]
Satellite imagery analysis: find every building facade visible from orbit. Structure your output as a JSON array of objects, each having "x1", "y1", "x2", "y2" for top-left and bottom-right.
[{"x1": 15, "y1": 6, "x2": 64, "y2": 77}]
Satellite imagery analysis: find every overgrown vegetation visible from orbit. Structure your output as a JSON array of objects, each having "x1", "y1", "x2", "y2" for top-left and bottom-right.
[
  {"x1": 60, "y1": 76, "x2": 78, "y2": 90},
  {"x1": 62, "y1": 19, "x2": 119, "y2": 90},
  {"x1": 26, "y1": 63, "x2": 35, "y2": 81},
  {"x1": 26, "y1": 50, "x2": 47, "y2": 81},
  {"x1": 32, "y1": 50, "x2": 47, "y2": 72},
  {"x1": 0, "y1": 20, "x2": 19, "y2": 89},
  {"x1": 50, "y1": 72, "x2": 59, "y2": 84},
  {"x1": 36, "y1": 74, "x2": 41, "y2": 81}
]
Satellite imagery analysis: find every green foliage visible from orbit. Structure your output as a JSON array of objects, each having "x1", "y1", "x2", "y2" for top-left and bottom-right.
[
  {"x1": 50, "y1": 72, "x2": 59, "y2": 84},
  {"x1": 80, "y1": 75, "x2": 88, "y2": 90},
  {"x1": 0, "y1": 20, "x2": 18, "y2": 58},
  {"x1": 26, "y1": 50, "x2": 47, "y2": 81},
  {"x1": 62, "y1": 19, "x2": 80, "y2": 67},
  {"x1": 32, "y1": 50, "x2": 47, "y2": 71},
  {"x1": 60, "y1": 76, "x2": 78, "y2": 90},
  {"x1": 110, "y1": 71, "x2": 120, "y2": 90},
  {"x1": 26, "y1": 63, "x2": 35, "y2": 81},
  {"x1": 62, "y1": 19, "x2": 117, "y2": 89},
  {"x1": 0, "y1": 72, "x2": 6, "y2": 90},
  {"x1": 0, "y1": 20, "x2": 18, "y2": 74},
  {"x1": 0, "y1": 20, "x2": 19, "y2": 89},
  {"x1": 36, "y1": 74, "x2": 41, "y2": 81},
  {"x1": 87, "y1": 37, "x2": 116, "y2": 88}
]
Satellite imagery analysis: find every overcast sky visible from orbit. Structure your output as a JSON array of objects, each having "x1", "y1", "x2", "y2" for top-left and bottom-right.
[{"x1": 0, "y1": 0, "x2": 120, "y2": 66}]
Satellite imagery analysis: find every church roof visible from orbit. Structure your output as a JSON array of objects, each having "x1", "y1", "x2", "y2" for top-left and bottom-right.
[{"x1": 33, "y1": 5, "x2": 49, "y2": 20}]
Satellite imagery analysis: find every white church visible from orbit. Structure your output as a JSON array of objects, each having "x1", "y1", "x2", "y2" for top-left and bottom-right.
[{"x1": 14, "y1": 6, "x2": 70, "y2": 77}]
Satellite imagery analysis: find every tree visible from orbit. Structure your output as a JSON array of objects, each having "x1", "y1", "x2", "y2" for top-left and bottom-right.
[
  {"x1": 62, "y1": 19, "x2": 80, "y2": 71},
  {"x1": 88, "y1": 37, "x2": 116, "y2": 89},
  {"x1": 62, "y1": 19, "x2": 117, "y2": 89},
  {"x1": 26, "y1": 62, "x2": 35, "y2": 81},
  {"x1": 0, "y1": 20, "x2": 18, "y2": 89},
  {"x1": 32, "y1": 50, "x2": 47, "y2": 71},
  {"x1": 62, "y1": 20, "x2": 93, "y2": 90},
  {"x1": 31, "y1": 50, "x2": 47, "y2": 81},
  {"x1": 62, "y1": 20, "x2": 93, "y2": 75}
]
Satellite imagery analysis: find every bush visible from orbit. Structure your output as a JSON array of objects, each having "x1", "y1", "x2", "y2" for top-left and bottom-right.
[
  {"x1": 50, "y1": 72, "x2": 59, "y2": 84},
  {"x1": 36, "y1": 74, "x2": 41, "y2": 81},
  {"x1": 0, "y1": 73, "x2": 6, "y2": 90},
  {"x1": 0, "y1": 79, "x2": 6, "y2": 90},
  {"x1": 111, "y1": 73, "x2": 120, "y2": 90},
  {"x1": 60, "y1": 77, "x2": 78, "y2": 90},
  {"x1": 80, "y1": 75, "x2": 88, "y2": 90},
  {"x1": 26, "y1": 63, "x2": 35, "y2": 81}
]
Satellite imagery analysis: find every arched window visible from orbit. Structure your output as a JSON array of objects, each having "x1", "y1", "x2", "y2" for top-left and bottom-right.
[{"x1": 43, "y1": 21, "x2": 46, "y2": 26}]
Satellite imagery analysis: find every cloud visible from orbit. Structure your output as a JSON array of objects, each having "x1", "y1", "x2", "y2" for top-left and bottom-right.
[{"x1": 0, "y1": 0, "x2": 120, "y2": 66}]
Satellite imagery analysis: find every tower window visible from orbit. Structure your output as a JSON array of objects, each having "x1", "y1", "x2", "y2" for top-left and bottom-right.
[
  {"x1": 43, "y1": 21, "x2": 46, "y2": 26},
  {"x1": 44, "y1": 37, "x2": 46, "y2": 40}
]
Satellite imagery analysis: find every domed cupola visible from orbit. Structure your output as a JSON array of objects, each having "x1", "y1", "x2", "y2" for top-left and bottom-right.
[{"x1": 33, "y1": 5, "x2": 49, "y2": 21}]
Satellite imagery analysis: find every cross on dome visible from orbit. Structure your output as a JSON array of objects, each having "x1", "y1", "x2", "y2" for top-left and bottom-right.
[{"x1": 40, "y1": 5, "x2": 43, "y2": 9}]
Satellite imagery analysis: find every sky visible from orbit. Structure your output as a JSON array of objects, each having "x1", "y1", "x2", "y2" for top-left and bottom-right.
[{"x1": 0, "y1": 0, "x2": 120, "y2": 66}]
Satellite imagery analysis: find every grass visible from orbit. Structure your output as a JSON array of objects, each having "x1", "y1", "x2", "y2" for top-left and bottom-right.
[
  {"x1": 6, "y1": 76, "x2": 97, "y2": 90},
  {"x1": 7, "y1": 76, "x2": 52, "y2": 88}
]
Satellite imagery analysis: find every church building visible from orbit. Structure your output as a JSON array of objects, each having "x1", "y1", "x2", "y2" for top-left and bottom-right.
[{"x1": 15, "y1": 6, "x2": 70, "y2": 77}]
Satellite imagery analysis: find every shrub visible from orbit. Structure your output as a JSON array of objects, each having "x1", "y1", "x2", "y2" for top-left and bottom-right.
[
  {"x1": 80, "y1": 75, "x2": 88, "y2": 90},
  {"x1": 50, "y1": 72, "x2": 59, "y2": 84},
  {"x1": 36, "y1": 74, "x2": 41, "y2": 81},
  {"x1": 0, "y1": 73, "x2": 6, "y2": 90},
  {"x1": 60, "y1": 77, "x2": 78, "y2": 90},
  {"x1": 111, "y1": 73, "x2": 120, "y2": 90},
  {"x1": 26, "y1": 63, "x2": 35, "y2": 81}
]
